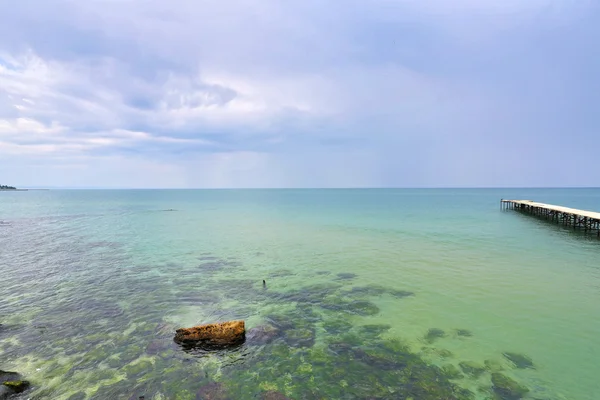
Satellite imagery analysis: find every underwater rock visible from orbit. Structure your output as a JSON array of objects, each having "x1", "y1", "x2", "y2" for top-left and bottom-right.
[
  {"x1": 271, "y1": 283, "x2": 342, "y2": 305},
  {"x1": 265, "y1": 315, "x2": 295, "y2": 331},
  {"x1": 106, "y1": 356, "x2": 121, "y2": 369},
  {"x1": 327, "y1": 341, "x2": 355, "y2": 357},
  {"x1": 283, "y1": 327, "x2": 315, "y2": 348},
  {"x1": 484, "y1": 359, "x2": 504, "y2": 372},
  {"x1": 247, "y1": 325, "x2": 281, "y2": 345},
  {"x1": 322, "y1": 319, "x2": 353, "y2": 335},
  {"x1": 1, "y1": 379, "x2": 30, "y2": 398},
  {"x1": 0, "y1": 386, "x2": 13, "y2": 400},
  {"x1": 145, "y1": 339, "x2": 168, "y2": 355},
  {"x1": 424, "y1": 328, "x2": 446, "y2": 343},
  {"x1": 442, "y1": 364, "x2": 463, "y2": 379},
  {"x1": 295, "y1": 304, "x2": 321, "y2": 323},
  {"x1": 458, "y1": 361, "x2": 486, "y2": 378},
  {"x1": 0, "y1": 371, "x2": 29, "y2": 398},
  {"x1": 346, "y1": 300, "x2": 380, "y2": 316},
  {"x1": 335, "y1": 273, "x2": 357, "y2": 280},
  {"x1": 0, "y1": 370, "x2": 20, "y2": 384},
  {"x1": 198, "y1": 259, "x2": 241, "y2": 273},
  {"x1": 269, "y1": 269, "x2": 295, "y2": 277},
  {"x1": 502, "y1": 352, "x2": 535, "y2": 369},
  {"x1": 261, "y1": 390, "x2": 291, "y2": 400},
  {"x1": 388, "y1": 289, "x2": 415, "y2": 299},
  {"x1": 491, "y1": 373, "x2": 529, "y2": 399},
  {"x1": 196, "y1": 382, "x2": 230, "y2": 400},
  {"x1": 318, "y1": 296, "x2": 350, "y2": 312},
  {"x1": 455, "y1": 329, "x2": 473, "y2": 337},
  {"x1": 357, "y1": 324, "x2": 391, "y2": 338},
  {"x1": 351, "y1": 348, "x2": 402, "y2": 370},
  {"x1": 347, "y1": 284, "x2": 414, "y2": 299},
  {"x1": 198, "y1": 255, "x2": 219, "y2": 261},
  {"x1": 348, "y1": 285, "x2": 387, "y2": 297},
  {"x1": 174, "y1": 320, "x2": 245, "y2": 347},
  {"x1": 436, "y1": 348, "x2": 454, "y2": 358}
]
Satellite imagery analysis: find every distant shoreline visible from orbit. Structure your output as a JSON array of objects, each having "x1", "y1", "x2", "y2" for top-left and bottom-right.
[{"x1": 0, "y1": 189, "x2": 34, "y2": 191}]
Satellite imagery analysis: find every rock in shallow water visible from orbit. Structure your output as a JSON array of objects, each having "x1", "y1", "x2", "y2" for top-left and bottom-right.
[
  {"x1": 484, "y1": 359, "x2": 504, "y2": 372},
  {"x1": 455, "y1": 329, "x2": 473, "y2": 337},
  {"x1": 502, "y1": 352, "x2": 535, "y2": 369},
  {"x1": 0, "y1": 370, "x2": 20, "y2": 384},
  {"x1": 0, "y1": 370, "x2": 30, "y2": 399},
  {"x1": 145, "y1": 339, "x2": 169, "y2": 355},
  {"x1": 283, "y1": 328, "x2": 316, "y2": 348},
  {"x1": 335, "y1": 273, "x2": 357, "y2": 280},
  {"x1": 346, "y1": 301, "x2": 380, "y2": 316},
  {"x1": 424, "y1": 328, "x2": 446, "y2": 343},
  {"x1": 458, "y1": 361, "x2": 486, "y2": 378},
  {"x1": 0, "y1": 386, "x2": 13, "y2": 400},
  {"x1": 0, "y1": 370, "x2": 29, "y2": 397},
  {"x1": 491, "y1": 372, "x2": 529, "y2": 399},
  {"x1": 246, "y1": 325, "x2": 280, "y2": 345},
  {"x1": 2, "y1": 381, "x2": 29, "y2": 393},
  {"x1": 174, "y1": 320, "x2": 245, "y2": 347}
]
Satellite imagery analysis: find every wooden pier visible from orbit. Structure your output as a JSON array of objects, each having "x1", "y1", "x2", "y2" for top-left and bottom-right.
[{"x1": 501, "y1": 199, "x2": 600, "y2": 236}]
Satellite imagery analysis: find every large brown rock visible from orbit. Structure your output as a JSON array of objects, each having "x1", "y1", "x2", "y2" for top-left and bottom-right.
[{"x1": 174, "y1": 320, "x2": 245, "y2": 346}]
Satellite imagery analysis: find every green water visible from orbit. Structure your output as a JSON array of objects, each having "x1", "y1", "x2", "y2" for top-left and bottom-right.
[{"x1": 1, "y1": 189, "x2": 599, "y2": 399}]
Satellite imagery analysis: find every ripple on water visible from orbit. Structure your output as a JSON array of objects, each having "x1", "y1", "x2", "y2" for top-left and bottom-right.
[{"x1": 0, "y1": 215, "x2": 553, "y2": 400}]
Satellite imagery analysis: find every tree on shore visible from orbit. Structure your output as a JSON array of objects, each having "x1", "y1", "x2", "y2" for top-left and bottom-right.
[{"x1": 0, "y1": 185, "x2": 17, "y2": 190}]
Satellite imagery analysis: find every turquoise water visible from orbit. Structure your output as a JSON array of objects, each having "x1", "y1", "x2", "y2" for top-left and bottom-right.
[{"x1": 1, "y1": 189, "x2": 599, "y2": 399}]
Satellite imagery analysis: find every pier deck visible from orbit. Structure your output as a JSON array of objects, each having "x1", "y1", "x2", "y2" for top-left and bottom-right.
[{"x1": 501, "y1": 199, "x2": 600, "y2": 236}]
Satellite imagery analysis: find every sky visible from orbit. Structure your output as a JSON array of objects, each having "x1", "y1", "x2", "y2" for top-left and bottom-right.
[{"x1": 0, "y1": 0, "x2": 599, "y2": 188}]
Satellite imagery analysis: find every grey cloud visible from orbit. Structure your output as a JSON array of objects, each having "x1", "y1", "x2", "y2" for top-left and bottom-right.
[{"x1": 1, "y1": 0, "x2": 599, "y2": 187}]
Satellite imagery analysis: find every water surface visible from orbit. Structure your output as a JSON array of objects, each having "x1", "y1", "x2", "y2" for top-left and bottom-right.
[{"x1": 1, "y1": 189, "x2": 599, "y2": 399}]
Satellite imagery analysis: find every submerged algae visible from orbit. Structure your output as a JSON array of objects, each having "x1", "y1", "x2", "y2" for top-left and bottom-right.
[
  {"x1": 1, "y1": 250, "x2": 535, "y2": 400},
  {"x1": 3, "y1": 380, "x2": 30, "y2": 393}
]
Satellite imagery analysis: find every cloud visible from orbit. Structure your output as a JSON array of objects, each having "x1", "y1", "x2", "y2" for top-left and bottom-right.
[{"x1": 0, "y1": 0, "x2": 599, "y2": 187}]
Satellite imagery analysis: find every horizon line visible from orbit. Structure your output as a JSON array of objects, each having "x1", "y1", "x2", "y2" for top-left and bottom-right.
[{"x1": 12, "y1": 186, "x2": 600, "y2": 190}]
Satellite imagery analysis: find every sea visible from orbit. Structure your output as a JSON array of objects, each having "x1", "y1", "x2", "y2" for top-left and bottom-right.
[{"x1": 1, "y1": 189, "x2": 599, "y2": 400}]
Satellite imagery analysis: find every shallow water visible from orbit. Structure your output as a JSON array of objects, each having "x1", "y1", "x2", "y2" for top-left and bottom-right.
[{"x1": 1, "y1": 189, "x2": 599, "y2": 399}]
